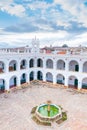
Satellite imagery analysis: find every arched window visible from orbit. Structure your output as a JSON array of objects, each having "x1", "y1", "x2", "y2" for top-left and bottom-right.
[
  {"x1": 46, "y1": 59, "x2": 53, "y2": 69},
  {"x1": 46, "y1": 72, "x2": 53, "y2": 82},
  {"x1": 69, "y1": 60, "x2": 79, "y2": 72}
]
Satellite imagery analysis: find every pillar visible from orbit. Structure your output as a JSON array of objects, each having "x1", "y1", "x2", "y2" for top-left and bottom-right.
[
  {"x1": 43, "y1": 72, "x2": 46, "y2": 82},
  {"x1": 65, "y1": 61, "x2": 68, "y2": 72},
  {"x1": 43, "y1": 59, "x2": 46, "y2": 69},
  {"x1": 26, "y1": 60, "x2": 29, "y2": 70},
  {"x1": 34, "y1": 58, "x2": 37, "y2": 68},
  {"x1": 79, "y1": 63, "x2": 83, "y2": 73},
  {"x1": 26, "y1": 73, "x2": 29, "y2": 83},
  {"x1": 17, "y1": 77, "x2": 20, "y2": 86},
  {"x1": 53, "y1": 60, "x2": 56, "y2": 70},
  {"x1": 34, "y1": 71, "x2": 37, "y2": 80},
  {"x1": 17, "y1": 61, "x2": 20, "y2": 71},
  {"x1": 53, "y1": 75, "x2": 56, "y2": 84},
  {"x1": 64, "y1": 76, "x2": 68, "y2": 87},
  {"x1": 5, "y1": 80, "x2": 9, "y2": 90},
  {"x1": 78, "y1": 79, "x2": 82, "y2": 90},
  {"x1": 5, "y1": 61, "x2": 9, "y2": 73}
]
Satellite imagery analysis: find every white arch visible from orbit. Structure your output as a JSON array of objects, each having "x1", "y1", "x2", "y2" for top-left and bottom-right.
[
  {"x1": 29, "y1": 71, "x2": 34, "y2": 81},
  {"x1": 9, "y1": 60, "x2": 17, "y2": 71},
  {"x1": 82, "y1": 77, "x2": 87, "y2": 89},
  {"x1": 83, "y1": 61, "x2": 87, "y2": 73},
  {"x1": 9, "y1": 75, "x2": 17, "y2": 88},
  {"x1": 56, "y1": 59, "x2": 65, "y2": 70},
  {"x1": 20, "y1": 73, "x2": 27, "y2": 84},
  {"x1": 46, "y1": 72, "x2": 53, "y2": 82},
  {"x1": 0, "y1": 78, "x2": 5, "y2": 91},
  {"x1": 20, "y1": 59, "x2": 27, "y2": 69},
  {"x1": 56, "y1": 74, "x2": 65, "y2": 84},
  {"x1": 0, "y1": 61, "x2": 5, "y2": 73},
  {"x1": 37, "y1": 58, "x2": 43, "y2": 67},
  {"x1": 29, "y1": 58, "x2": 34, "y2": 68},
  {"x1": 46, "y1": 59, "x2": 53, "y2": 69},
  {"x1": 37, "y1": 71, "x2": 43, "y2": 80},
  {"x1": 69, "y1": 60, "x2": 79, "y2": 71},
  {"x1": 68, "y1": 75, "x2": 78, "y2": 88}
]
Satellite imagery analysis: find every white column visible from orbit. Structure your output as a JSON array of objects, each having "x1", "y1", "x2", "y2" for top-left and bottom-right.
[
  {"x1": 65, "y1": 61, "x2": 68, "y2": 72},
  {"x1": 79, "y1": 63, "x2": 83, "y2": 73},
  {"x1": 43, "y1": 72, "x2": 46, "y2": 82},
  {"x1": 26, "y1": 73, "x2": 29, "y2": 83},
  {"x1": 43, "y1": 59, "x2": 46, "y2": 69},
  {"x1": 17, "y1": 61, "x2": 20, "y2": 71},
  {"x1": 5, "y1": 61, "x2": 9, "y2": 73},
  {"x1": 17, "y1": 77, "x2": 20, "y2": 86},
  {"x1": 34, "y1": 58, "x2": 37, "y2": 68},
  {"x1": 53, "y1": 75, "x2": 56, "y2": 84},
  {"x1": 53, "y1": 60, "x2": 56, "y2": 70},
  {"x1": 34, "y1": 71, "x2": 37, "y2": 80},
  {"x1": 5, "y1": 79, "x2": 9, "y2": 90},
  {"x1": 64, "y1": 76, "x2": 68, "y2": 87},
  {"x1": 78, "y1": 79, "x2": 82, "y2": 90},
  {"x1": 26, "y1": 60, "x2": 29, "y2": 70}
]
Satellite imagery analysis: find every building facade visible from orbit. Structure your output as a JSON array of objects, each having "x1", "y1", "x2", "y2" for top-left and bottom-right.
[{"x1": 0, "y1": 37, "x2": 87, "y2": 91}]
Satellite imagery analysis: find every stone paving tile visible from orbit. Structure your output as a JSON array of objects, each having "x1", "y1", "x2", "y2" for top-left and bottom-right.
[{"x1": 0, "y1": 83, "x2": 87, "y2": 130}]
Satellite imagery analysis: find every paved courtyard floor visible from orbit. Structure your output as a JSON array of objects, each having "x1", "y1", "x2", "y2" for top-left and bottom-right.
[{"x1": 0, "y1": 81, "x2": 87, "y2": 130}]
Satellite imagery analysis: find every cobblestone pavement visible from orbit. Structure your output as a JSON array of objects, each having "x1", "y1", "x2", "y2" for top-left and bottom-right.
[{"x1": 0, "y1": 83, "x2": 87, "y2": 130}]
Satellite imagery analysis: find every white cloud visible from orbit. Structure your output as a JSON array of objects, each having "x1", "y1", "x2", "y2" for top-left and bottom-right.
[
  {"x1": 0, "y1": 30, "x2": 69, "y2": 47},
  {"x1": 0, "y1": 1, "x2": 26, "y2": 17},
  {"x1": 0, "y1": 0, "x2": 13, "y2": 6},
  {"x1": 28, "y1": 1, "x2": 51, "y2": 10},
  {"x1": 54, "y1": 0, "x2": 87, "y2": 27},
  {"x1": 0, "y1": 29, "x2": 87, "y2": 47}
]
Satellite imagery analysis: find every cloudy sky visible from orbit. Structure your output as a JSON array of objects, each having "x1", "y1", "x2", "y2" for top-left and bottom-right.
[{"x1": 0, "y1": 0, "x2": 87, "y2": 48}]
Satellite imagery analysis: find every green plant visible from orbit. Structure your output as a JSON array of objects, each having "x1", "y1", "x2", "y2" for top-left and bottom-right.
[{"x1": 62, "y1": 112, "x2": 67, "y2": 121}]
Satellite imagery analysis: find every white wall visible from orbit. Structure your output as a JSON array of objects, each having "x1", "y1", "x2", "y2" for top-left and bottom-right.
[{"x1": 0, "y1": 52, "x2": 87, "y2": 90}]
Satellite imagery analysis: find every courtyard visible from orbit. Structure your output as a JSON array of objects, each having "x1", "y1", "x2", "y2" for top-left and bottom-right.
[{"x1": 0, "y1": 81, "x2": 87, "y2": 130}]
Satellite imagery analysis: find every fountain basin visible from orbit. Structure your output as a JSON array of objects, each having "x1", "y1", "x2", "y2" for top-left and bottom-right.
[{"x1": 35, "y1": 104, "x2": 62, "y2": 122}]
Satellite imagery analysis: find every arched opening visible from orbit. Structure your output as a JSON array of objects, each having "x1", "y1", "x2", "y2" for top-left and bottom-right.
[
  {"x1": 68, "y1": 76, "x2": 78, "y2": 89},
  {"x1": 29, "y1": 59, "x2": 34, "y2": 68},
  {"x1": 0, "y1": 61, "x2": 5, "y2": 73},
  {"x1": 69, "y1": 60, "x2": 79, "y2": 72},
  {"x1": 46, "y1": 59, "x2": 53, "y2": 69},
  {"x1": 37, "y1": 58, "x2": 43, "y2": 67},
  {"x1": 20, "y1": 73, "x2": 26, "y2": 84},
  {"x1": 82, "y1": 78, "x2": 87, "y2": 89},
  {"x1": 57, "y1": 60, "x2": 65, "y2": 70},
  {"x1": 56, "y1": 74, "x2": 65, "y2": 84},
  {"x1": 46, "y1": 72, "x2": 53, "y2": 82},
  {"x1": 30, "y1": 71, "x2": 34, "y2": 81},
  {"x1": 83, "y1": 61, "x2": 87, "y2": 73},
  {"x1": 9, "y1": 60, "x2": 17, "y2": 72},
  {"x1": 0, "y1": 79, "x2": 5, "y2": 92},
  {"x1": 37, "y1": 71, "x2": 43, "y2": 80},
  {"x1": 9, "y1": 76, "x2": 17, "y2": 88},
  {"x1": 20, "y1": 59, "x2": 27, "y2": 69}
]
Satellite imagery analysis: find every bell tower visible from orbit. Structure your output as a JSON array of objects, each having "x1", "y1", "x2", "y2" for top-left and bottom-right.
[{"x1": 31, "y1": 36, "x2": 40, "y2": 53}]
